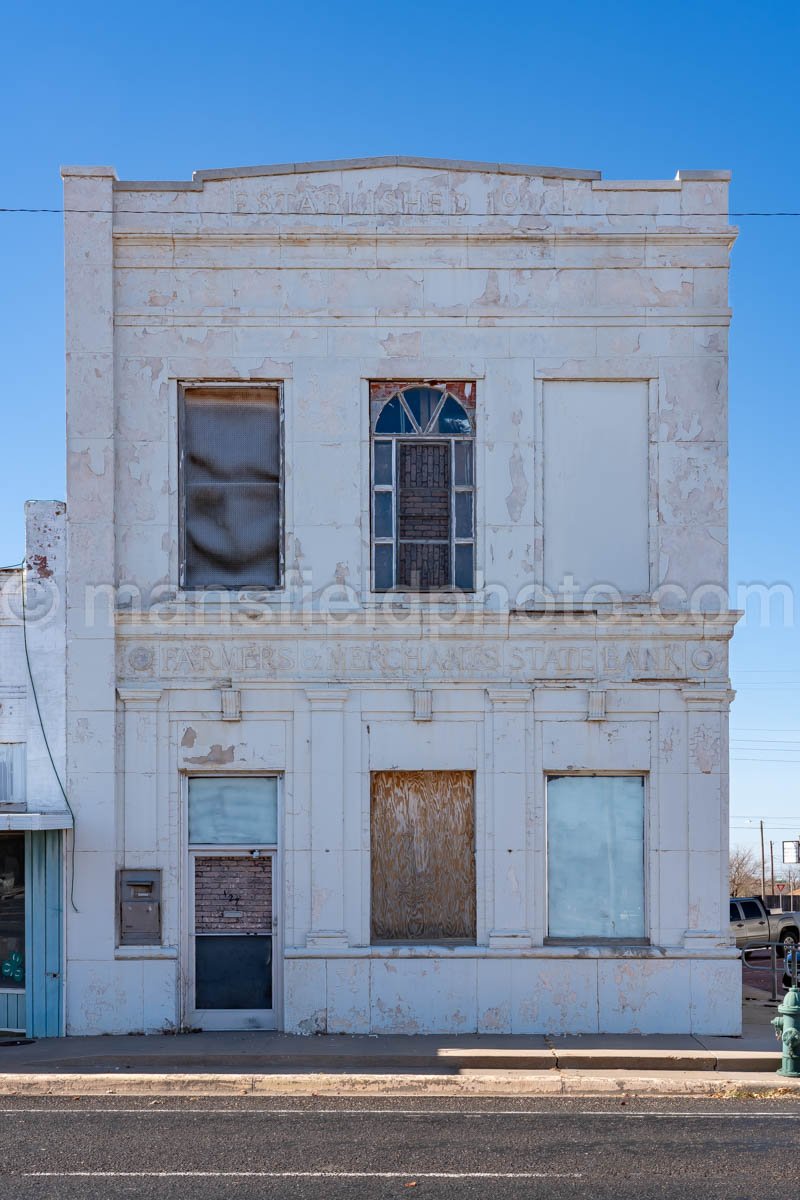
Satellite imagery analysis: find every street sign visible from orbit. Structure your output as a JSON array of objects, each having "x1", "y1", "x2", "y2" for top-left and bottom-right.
[
  {"x1": 783, "y1": 840, "x2": 800, "y2": 865},
  {"x1": 776, "y1": 882, "x2": 787, "y2": 893}
]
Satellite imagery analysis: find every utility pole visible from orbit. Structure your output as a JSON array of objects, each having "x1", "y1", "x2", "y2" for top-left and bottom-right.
[
  {"x1": 770, "y1": 839, "x2": 776, "y2": 906},
  {"x1": 760, "y1": 820, "x2": 767, "y2": 903}
]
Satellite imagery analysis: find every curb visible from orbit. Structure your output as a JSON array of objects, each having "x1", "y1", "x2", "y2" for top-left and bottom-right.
[
  {"x1": 0, "y1": 1070, "x2": 799, "y2": 1098},
  {"x1": 0, "y1": 1051, "x2": 783, "y2": 1073}
]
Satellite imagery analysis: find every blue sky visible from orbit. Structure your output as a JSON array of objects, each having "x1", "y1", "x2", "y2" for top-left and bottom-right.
[{"x1": 1, "y1": 0, "x2": 798, "y2": 867}]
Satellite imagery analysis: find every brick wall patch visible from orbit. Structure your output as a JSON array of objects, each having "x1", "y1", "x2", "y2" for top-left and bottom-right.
[{"x1": 194, "y1": 855, "x2": 272, "y2": 933}]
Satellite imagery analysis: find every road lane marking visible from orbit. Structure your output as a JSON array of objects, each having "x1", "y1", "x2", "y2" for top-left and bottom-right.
[{"x1": 25, "y1": 1171, "x2": 584, "y2": 1179}]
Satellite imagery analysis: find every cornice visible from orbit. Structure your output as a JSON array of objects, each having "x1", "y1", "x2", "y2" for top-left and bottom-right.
[
  {"x1": 111, "y1": 229, "x2": 737, "y2": 247},
  {"x1": 109, "y1": 156, "x2": 730, "y2": 191},
  {"x1": 114, "y1": 156, "x2": 603, "y2": 190},
  {"x1": 114, "y1": 610, "x2": 741, "y2": 639}
]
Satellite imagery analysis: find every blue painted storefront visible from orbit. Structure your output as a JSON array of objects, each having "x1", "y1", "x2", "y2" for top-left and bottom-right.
[{"x1": 0, "y1": 831, "x2": 62, "y2": 1036}]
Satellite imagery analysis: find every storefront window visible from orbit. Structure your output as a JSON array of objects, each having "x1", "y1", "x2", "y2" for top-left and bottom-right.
[
  {"x1": 0, "y1": 834, "x2": 25, "y2": 988},
  {"x1": 547, "y1": 776, "x2": 645, "y2": 941}
]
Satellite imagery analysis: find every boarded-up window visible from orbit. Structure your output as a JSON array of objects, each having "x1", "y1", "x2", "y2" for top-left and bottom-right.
[
  {"x1": 371, "y1": 770, "x2": 476, "y2": 942},
  {"x1": 181, "y1": 386, "x2": 281, "y2": 588},
  {"x1": 371, "y1": 383, "x2": 475, "y2": 591},
  {"x1": 543, "y1": 380, "x2": 650, "y2": 595}
]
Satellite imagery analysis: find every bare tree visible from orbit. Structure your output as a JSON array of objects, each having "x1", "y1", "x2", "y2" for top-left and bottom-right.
[{"x1": 730, "y1": 845, "x2": 760, "y2": 897}]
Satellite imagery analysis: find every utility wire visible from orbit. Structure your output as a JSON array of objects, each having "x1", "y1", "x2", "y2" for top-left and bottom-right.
[
  {"x1": 731, "y1": 758, "x2": 800, "y2": 763},
  {"x1": 19, "y1": 561, "x2": 78, "y2": 913}
]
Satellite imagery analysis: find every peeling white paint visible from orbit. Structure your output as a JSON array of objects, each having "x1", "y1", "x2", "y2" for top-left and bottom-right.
[{"x1": 59, "y1": 159, "x2": 739, "y2": 1038}]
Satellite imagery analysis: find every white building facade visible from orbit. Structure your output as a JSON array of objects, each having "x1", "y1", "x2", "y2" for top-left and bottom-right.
[
  {"x1": 62, "y1": 157, "x2": 739, "y2": 1036},
  {"x1": 0, "y1": 502, "x2": 70, "y2": 1036}
]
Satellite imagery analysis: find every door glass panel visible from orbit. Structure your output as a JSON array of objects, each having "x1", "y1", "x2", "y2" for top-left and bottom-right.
[
  {"x1": 195, "y1": 935, "x2": 272, "y2": 1009},
  {"x1": 0, "y1": 834, "x2": 25, "y2": 988},
  {"x1": 188, "y1": 777, "x2": 277, "y2": 845}
]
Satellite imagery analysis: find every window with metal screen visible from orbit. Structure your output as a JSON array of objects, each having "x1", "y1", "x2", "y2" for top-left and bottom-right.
[
  {"x1": 371, "y1": 770, "x2": 476, "y2": 942},
  {"x1": 370, "y1": 383, "x2": 475, "y2": 591},
  {"x1": 180, "y1": 386, "x2": 281, "y2": 588}
]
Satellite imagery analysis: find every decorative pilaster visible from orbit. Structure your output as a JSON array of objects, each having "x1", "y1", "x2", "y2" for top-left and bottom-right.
[
  {"x1": 117, "y1": 688, "x2": 162, "y2": 856},
  {"x1": 486, "y1": 688, "x2": 533, "y2": 949},
  {"x1": 305, "y1": 688, "x2": 349, "y2": 948},
  {"x1": 63, "y1": 166, "x2": 118, "y2": 951},
  {"x1": 682, "y1": 687, "x2": 735, "y2": 948}
]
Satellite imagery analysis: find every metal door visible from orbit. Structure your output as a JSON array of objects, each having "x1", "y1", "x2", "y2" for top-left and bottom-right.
[{"x1": 189, "y1": 850, "x2": 276, "y2": 1031}]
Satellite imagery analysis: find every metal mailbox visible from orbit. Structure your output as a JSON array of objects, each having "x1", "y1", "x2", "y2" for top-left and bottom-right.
[{"x1": 118, "y1": 869, "x2": 162, "y2": 946}]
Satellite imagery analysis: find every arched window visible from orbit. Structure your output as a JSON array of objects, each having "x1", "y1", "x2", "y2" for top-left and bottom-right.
[{"x1": 370, "y1": 383, "x2": 476, "y2": 591}]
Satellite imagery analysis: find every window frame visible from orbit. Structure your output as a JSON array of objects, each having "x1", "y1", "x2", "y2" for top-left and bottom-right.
[
  {"x1": 178, "y1": 382, "x2": 285, "y2": 592},
  {"x1": 370, "y1": 382, "x2": 476, "y2": 593},
  {"x1": 544, "y1": 772, "x2": 649, "y2": 946}
]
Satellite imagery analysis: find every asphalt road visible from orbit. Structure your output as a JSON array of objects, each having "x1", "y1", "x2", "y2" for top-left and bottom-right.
[{"x1": 1, "y1": 1094, "x2": 799, "y2": 1199}]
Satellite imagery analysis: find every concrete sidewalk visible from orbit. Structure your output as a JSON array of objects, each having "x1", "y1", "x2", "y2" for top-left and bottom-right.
[{"x1": 1, "y1": 990, "x2": 794, "y2": 1097}]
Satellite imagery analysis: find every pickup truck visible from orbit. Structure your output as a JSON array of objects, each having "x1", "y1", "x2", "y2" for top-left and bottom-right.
[{"x1": 729, "y1": 897, "x2": 799, "y2": 952}]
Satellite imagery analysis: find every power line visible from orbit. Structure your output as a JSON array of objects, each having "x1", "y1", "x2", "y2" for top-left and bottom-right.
[
  {"x1": 731, "y1": 727, "x2": 800, "y2": 733},
  {"x1": 732, "y1": 757, "x2": 800, "y2": 763},
  {"x1": 732, "y1": 741, "x2": 800, "y2": 748},
  {"x1": 731, "y1": 823, "x2": 800, "y2": 828},
  {"x1": 732, "y1": 816, "x2": 800, "y2": 821},
  {"x1": 731, "y1": 735, "x2": 800, "y2": 740}
]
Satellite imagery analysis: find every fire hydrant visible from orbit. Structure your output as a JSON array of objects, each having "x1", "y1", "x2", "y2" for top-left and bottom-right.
[{"x1": 772, "y1": 986, "x2": 800, "y2": 1077}]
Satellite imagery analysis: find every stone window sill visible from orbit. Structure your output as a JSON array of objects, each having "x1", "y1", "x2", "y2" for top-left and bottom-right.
[
  {"x1": 114, "y1": 946, "x2": 179, "y2": 961},
  {"x1": 544, "y1": 937, "x2": 651, "y2": 947}
]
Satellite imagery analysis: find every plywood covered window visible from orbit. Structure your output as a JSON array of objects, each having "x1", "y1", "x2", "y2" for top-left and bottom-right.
[
  {"x1": 371, "y1": 770, "x2": 476, "y2": 943},
  {"x1": 180, "y1": 386, "x2": 282, "y2": 588},
  {"x1": 370, "y1": 382, "x2": 476, "y2": 591}
]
